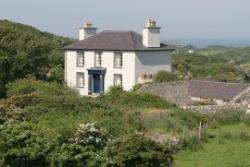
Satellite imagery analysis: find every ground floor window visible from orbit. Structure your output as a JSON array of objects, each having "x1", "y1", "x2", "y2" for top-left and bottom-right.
[
  {"x1": 76, "y1": 72, "x2": 84, "y2": 88},
  {"x1": 114, "y1": 74, "x2": 122, "y2": 87}
]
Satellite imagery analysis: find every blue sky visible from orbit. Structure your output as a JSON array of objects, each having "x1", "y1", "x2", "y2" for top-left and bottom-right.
[{"x1": 0, "y1": 0, "x2": 250, "y2": 41}]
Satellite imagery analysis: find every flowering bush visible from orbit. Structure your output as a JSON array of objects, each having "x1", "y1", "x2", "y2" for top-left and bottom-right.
[
  {"x1": 52, "y1": 122, "x2": 111, "y2": 167},
  {"x1": 72, "y1": 122, "x2": 111, "y2": 150}
]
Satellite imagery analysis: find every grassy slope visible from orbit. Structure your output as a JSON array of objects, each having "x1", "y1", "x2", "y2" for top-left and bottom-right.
[{"x1": 175, "y1": 123, "x2": 250, "y2": 167}]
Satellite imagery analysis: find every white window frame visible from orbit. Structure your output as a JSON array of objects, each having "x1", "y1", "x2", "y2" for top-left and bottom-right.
[
  {"x1": 77, "y1": 52, "x2": 84, "y2": 67},
  {"x1": 114, "y1": 52, "x2": 123, "y2": 68},
  {"x1": 114, "y1": 74, "x2": 123, "y2": 87},
  {"x1": 95, "y1": 52, "x2": 102, "y2": 67},
  {"x1": 76, "y1": 72, "x2": 84, "y2": 88}
]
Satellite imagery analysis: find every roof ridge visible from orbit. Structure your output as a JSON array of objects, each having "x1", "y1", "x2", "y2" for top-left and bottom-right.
[
  {"x1": 190, "y1": 80, "x2": 250, "y2": 86},
  {"x1": 103, "y1": 30, "x2": 134, "y2": 33},
  {"x1": 64, "y1": 30, "x2": 176, "y2": 51},
  {"x1": 129, "y1": 31, "x2": 137, "y2": 50},
  {"x1": 65, "y1": 31, "x2": 107, "y2": 48},
  {"x1": 79, "y1": 31, "x2": 106, "y2": 42}
]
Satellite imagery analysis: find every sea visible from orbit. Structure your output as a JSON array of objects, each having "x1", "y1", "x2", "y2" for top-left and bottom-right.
[{"x1": 164, "y1": 38, "x2": 250, "y2": 48}]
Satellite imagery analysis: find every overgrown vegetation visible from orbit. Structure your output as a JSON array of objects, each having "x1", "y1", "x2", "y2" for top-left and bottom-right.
[
  {"x1": 153, "y1": 71, "x2": 179, "y2": 83},
  {"x1": 1, "y1": 79, "x2": 250, "y2": 166},
  {"x1": 0, "y1": 20, "x2": 75, "y2": 98},
  {"x1": 0, "y1": 79, "x2": 175, "y2": 166}
]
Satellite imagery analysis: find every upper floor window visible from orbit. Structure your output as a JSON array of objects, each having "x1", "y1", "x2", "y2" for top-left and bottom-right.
[
  {"x1": 77, "y1": 52, "x2": 84, "y2": 67},
  {"x1": 76, "y1": 72, "x2": 84, "y2": 88},
  {"x1": 114, "y1": 74, "x2": 122, "y2": 87},
  {"x1": 95, "y1": 52, "x2": 102, "y2": 67},
  {"x1": 114, "y1": 52, "x2": 123, "y2": 68}
]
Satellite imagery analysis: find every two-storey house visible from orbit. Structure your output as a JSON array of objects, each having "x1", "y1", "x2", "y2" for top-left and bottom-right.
[{"x1": 64, "y1": 20, "x2": 175, "y2": 96}]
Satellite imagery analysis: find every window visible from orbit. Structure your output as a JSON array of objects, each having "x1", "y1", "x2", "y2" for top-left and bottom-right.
[
  {"x1": 114, "y1": 52, "x2": 123, "y2": 68},
  {"x1": 114, "y1": 74, "x2": 122, "y2": 87},
  {"x1": 76, "y1": 73, "x2": 84, "y2": 88},
  {"x1": 77, "y1": 52, "x2": 84, "y2": 67},
  {"x1": 95, "y1": 52, "x2": 102, "y2": 67}
]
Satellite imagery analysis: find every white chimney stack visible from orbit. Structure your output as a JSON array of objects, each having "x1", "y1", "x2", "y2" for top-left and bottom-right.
[
  {"x1": 79, "y1": 22, "x2": 97, "y2": 41},
  {"x1": 142, "y1": 19, "x2": 161, "y2": 48}
]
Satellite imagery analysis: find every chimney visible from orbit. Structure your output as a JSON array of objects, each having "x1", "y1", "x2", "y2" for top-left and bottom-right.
[
  {"x1": 142, "y1": 19, "x2": 161, "y2": 48},
  {"x1": 79, "y1": 22, "x2": 97, "y2": 41}
]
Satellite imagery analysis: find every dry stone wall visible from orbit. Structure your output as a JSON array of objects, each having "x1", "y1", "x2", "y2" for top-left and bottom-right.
[{"x1": 138, "y1": 81, "x2": 192, "y2": 106}]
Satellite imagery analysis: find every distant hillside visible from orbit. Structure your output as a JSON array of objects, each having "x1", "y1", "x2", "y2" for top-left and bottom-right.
[
  {"x1": 0, "y1": 20, "x2": 75, "y2": 97},
  {"x1": 173, "y1": 46, "x2": 250, "y2": 83}
]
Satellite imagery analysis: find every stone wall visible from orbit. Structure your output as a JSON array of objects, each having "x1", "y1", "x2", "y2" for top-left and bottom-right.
[
  {"x1": 237, "y1": 88, "x2": 250, "y2": 105},
  {"x1": 138, "y1": 82, "x2": 249, "y2": 112},
  {"x1": 184, "y1": 105, "x2": 247, "y2": 113},
  {"x1": 138, "y1": 81, "x2": 192, "y2": 106}
]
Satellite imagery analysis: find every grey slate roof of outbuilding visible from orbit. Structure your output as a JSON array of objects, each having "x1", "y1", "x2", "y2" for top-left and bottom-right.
[
  {"x1": 64, "y1": 31, "x2": 175, "y2": 51},
  {"x1": 188, "y1": 80, "x2": 250, "y2": 100}
]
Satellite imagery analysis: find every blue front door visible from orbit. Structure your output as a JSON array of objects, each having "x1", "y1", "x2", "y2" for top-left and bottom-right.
[{"x1": 93, "y1": 74, "x2": 101, "y2": 93}]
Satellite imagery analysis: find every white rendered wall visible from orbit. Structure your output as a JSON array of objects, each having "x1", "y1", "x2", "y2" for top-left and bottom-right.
[
  {"x1": 135, "y1": 51, "x2": 172, "y2": 83},
  {"x1": 101, "y1": 52, "x2": 136, "y2": 92},
  {"x1": 65, "y1": 51, "x2": 136, "y2": 96},
  {"x1": 65, "y1": 51, "x2": 94, "y2": 95}
]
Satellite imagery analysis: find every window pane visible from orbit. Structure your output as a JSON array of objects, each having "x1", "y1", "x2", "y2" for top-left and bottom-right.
[
  {"x1": 95, "y1": 52, "x2": 102, "y2": 67},
  {"x1": 77, "y1": 52, "x2": 84, "y2": 67},
  {"x1": 114, "y1": 74, "x2": 122, "y2": 86},
  {"x1": 114, "y1": 52, "x2": 122, "y2": 68},
  {"x1": 77, "y1": 73, "x2": 84, "y2": 88}
]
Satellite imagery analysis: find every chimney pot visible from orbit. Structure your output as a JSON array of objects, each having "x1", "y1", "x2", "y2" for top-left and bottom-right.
[
  {"x1": 143, "y1": 19, "x2": 161, "y2": 48},
  {"x1": 79, "y1": 21, "x2": 97, "y2": 41}
]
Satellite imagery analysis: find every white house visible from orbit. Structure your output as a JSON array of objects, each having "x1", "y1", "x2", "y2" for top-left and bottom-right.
[{"x1": 64, "y1": 20, "x2": 175, "y2": 96}]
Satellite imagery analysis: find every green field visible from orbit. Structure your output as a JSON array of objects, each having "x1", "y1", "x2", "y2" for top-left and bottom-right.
[{"x1": 175, "y1": 124, "x2": 250, "y2": 167}]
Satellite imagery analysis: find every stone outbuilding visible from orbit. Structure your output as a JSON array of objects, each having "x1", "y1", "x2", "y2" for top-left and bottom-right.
[{"x1": 139, "y1": 80, "x2": 250, "y2": 110}]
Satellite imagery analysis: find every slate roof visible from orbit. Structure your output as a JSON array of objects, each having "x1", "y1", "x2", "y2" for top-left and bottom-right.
[
  {"x1": 188, "y1": 80, "x2": 250, "y2": 100},
  {"x1": 64, "y1": 31, "x2": 175, "y2": 51}
]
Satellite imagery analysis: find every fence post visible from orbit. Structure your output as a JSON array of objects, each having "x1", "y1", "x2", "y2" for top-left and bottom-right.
[{"x1": 198, "y1": 122, "x2": 202, "y2": 140}]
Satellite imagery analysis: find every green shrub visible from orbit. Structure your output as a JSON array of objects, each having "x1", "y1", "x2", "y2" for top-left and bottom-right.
[
  {"x1": 104, "y1": 134, "x2": 173, "y2": 167},
  {"x1": 0, "y1": 120, "x2": 56, "y2": 167},
  {"x1": 100, "y1": 88, "x2": 171, "y2": 109},
  {"x1": 105, "y1": 86, "x2": 124, "y2": 97},
  {"x1": 3, "y1": 151, "x2": 47, "y2": 167},
  {"x1": 46, "y1": 65, "x2": 64, "y2": 83},
  {"x1": 154, "y1": 71, "x2": 179, "y2": 83},
  {"x1": 6, "y1": 79, "x2": 77, "y2": 97},
  {"x1": 132, "y1": 84, "x2": 143, "y2": 92}
]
